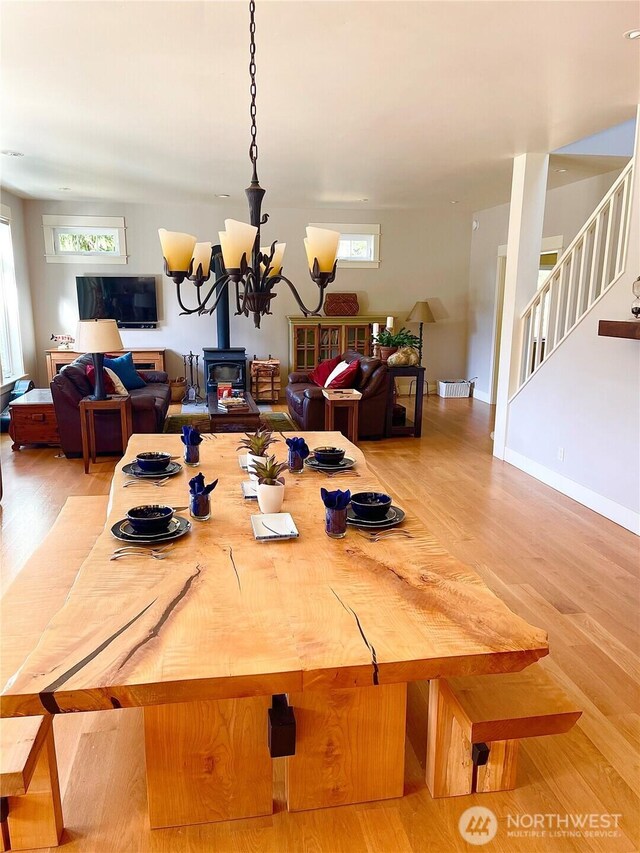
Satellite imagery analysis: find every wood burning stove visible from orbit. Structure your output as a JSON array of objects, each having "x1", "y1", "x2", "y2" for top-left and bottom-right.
[{"x1": 203, "y1": 348, "x2": 247, "y2": 392}]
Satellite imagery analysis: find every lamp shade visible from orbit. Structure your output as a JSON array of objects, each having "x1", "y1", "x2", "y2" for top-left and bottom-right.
[
  {"x1": 407, "y1": 301, "x2": 435, "y2": 323},
  {"x1": 219, "y1": 219, "x2": 257, "y2": 270},
  {"x1": 190, "y1": 241, "x2": 213, "y2": 278},
  {"x1": 158, "y1": 229, "x2": 197, "y2": 272},
  {"x1": 304, "y1": 226, "x2": 340, "y2": 273},
  {"x1": 75, "y1": 319, "x2": 123, "y2": 354}
]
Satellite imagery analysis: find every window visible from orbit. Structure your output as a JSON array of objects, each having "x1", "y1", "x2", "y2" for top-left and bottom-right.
[
  {"x1": 0, "y1": 207, "x2": 24, "y2": 385},
  {"x1": 310, "y1": 222, "x2": 380, "y2": 269},
  {"x1": 43, "y1": 215, "x2": 128, "y2": 264}
]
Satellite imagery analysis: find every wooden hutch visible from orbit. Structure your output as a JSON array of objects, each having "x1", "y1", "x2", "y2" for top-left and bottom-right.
[{"x1": 287, "y1": 315, "x2": 387, "y2": 373}]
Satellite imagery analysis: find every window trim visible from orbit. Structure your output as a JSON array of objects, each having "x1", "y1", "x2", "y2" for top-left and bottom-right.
[
  {"x1": 0, "y1": 208, "x2": 25, "y2": 388},
  {"x1": 42, "y1": 215, "x2": 128, "y2": 264},
  {"x1": 309, "y1": 222, "x2": 380, "y2": 269}
]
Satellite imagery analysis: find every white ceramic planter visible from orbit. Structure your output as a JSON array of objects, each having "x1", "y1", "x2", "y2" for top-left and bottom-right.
[
  {"x1": 247, "y1": 453, "x2": 267, "y2": 481},
  {"x1": 256, "y1": 482, "x2": 285, "y2": 514}
]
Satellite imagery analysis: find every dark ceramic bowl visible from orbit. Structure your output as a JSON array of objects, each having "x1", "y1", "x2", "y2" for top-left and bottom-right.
[
  {"x1": 350, "y1": 492, "x2": 392, "y2": 521},
  {"x1": 313, "y1": 446, "x2": 346, "y2": 466},
  {"x1": 126, "y1": 504, "x2": 174, "y2": 535},
  {"x1": 136, "y1": 451, "x2": 172, "y2": 473}
]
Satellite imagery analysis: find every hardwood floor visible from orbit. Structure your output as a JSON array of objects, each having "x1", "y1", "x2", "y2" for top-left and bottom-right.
[{"x1": 1, "y1": 396, "x2": 638, "y2": 852}]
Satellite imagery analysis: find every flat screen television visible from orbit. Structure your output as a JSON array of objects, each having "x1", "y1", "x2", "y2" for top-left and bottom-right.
[{"x1": 76, "y1": 276, "x2": 158, "y2": 329}]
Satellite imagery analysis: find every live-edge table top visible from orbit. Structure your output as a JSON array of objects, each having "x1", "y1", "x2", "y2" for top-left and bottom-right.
[{"x1": 1, "y1": 433, "x2": 548, "y2": 717}]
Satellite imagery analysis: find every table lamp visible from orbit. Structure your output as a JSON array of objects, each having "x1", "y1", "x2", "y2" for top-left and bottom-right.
[
  {"x1": 75, "y1": 319, "x2": 124, "y2": 400},
  {"x1": 407, "y1": 301, "x2": 435, "y2": 363}
]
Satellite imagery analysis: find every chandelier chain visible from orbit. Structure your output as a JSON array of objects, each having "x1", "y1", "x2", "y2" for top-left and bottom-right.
[{"x1": 248, "y1": 0, "x2": 258, "y2": 169}]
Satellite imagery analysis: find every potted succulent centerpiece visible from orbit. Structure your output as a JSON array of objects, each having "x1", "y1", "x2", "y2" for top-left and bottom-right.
[
  {"x1": 374, "y1": 327, "x2": 421, "y2": 363},
  {"x1": 237, "y1": 427, "x2": 277, "y2": 481},
  {"x1": 252, "y1": 455, "x2": 288, "y2": 514}
]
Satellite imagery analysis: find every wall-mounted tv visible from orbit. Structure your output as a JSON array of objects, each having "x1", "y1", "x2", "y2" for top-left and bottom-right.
[{"x1": 76, "y1": 276, "x2": 158, "y2": 329}]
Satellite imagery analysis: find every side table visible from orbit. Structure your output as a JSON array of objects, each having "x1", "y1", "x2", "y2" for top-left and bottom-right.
[
  {"x1": 322, "y1": 389, "x2": 362, "y2": 444},
  {"x1": 79, "y1": 395, "x2": 132, "y2": 474},
  {"x1": 385, "y1": 366, "x2": 425, "y2": 438}
]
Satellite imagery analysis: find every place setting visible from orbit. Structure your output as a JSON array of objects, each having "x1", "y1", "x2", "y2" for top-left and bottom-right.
[
  {"x1": 321, "y1": 487, "x2": 410, "y2": 541},
  {"x1": 304, "y1": 445, "x2": 358, "y2": 476},
  {"x1": 122, "y1": 450, "x2": 183, "y2": 486}
]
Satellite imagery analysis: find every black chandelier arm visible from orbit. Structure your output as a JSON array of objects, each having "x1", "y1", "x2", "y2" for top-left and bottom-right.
[
  {"x1": 175, "y1": 272, "x2": 232, "y2": 316},
  {"x1": 267, "y1": 274, "x2": 326, "y2": 317}
]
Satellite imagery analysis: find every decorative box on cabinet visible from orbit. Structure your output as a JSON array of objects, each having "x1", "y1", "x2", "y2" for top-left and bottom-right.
[
  {"x1": 287, "y1": 315, "x2": 387, "y2": 373},
  {"x1": 45, "y1": 348, "x2": 167, "y2": 382}
]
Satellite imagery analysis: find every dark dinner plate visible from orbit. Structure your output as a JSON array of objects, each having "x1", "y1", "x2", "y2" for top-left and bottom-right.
[
  {"x1": 304, "y1": 456, "x2": 356, "y2": 471},
  {"x1": 110, "y1": 515, "x2": 191, "y2": 544},
  {"x1": 122, "y1": 461, "x2": 182, "y2": 479},
  {"x1": 346, "y1": 505, "x2": 406, "y2": 530}
]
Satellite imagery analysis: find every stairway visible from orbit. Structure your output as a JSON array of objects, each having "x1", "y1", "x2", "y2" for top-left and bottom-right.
[{"x1": 514, "y1": 161, "x2": 633, "y2": 394}]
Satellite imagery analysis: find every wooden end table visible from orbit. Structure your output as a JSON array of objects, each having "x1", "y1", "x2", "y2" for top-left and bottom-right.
[
  {"x1": 322, "y1": 389, "x2": 362, "y2": 444},
  {"x1": 9, "y1": 389, "x2": 60, "y2": 451},
  {"x1": 385, "y1": 366, "x2": 425, "y2": 438},
  {"x1": 79, "y1": 395, "x2": 132, "y2": 474}
]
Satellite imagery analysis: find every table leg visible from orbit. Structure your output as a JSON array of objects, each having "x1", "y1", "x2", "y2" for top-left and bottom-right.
[
  {"x1": 88, "y1": 412, "x2": 97, "y2": 464},
  {"x1": 144, "y1": 696, "x2": 273, "y2": 828},
  {"x1": 350, "y1": 401, "x2": 359, "y2": 444},
  {"x1": 285, "y1": 682, "x2": 406, "y2": 811},
  {"x1": 79, "y1": 406, "x2": 90, "y2": 474},
  {"x1": 324, "y1": 401, "x2": 334, "y2": 431}
]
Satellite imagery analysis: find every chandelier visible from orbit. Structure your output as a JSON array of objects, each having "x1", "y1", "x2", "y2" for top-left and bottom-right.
[{"x1": 158, "y1": 0, "x2": 340, "y2": 329}]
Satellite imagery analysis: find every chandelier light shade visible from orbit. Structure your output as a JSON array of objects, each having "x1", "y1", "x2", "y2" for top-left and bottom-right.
[
  {"x1": 189, "y1": 242, "x2": 213, "y2": 281},
  {"x1": 157, "y1": 0, "x2": 341, "y2": 328},
  {"x1": 158, "y1": 229, "x2": 197, "y2": 279},
  {"x1": 304, "y1": 227, "x2": 341, "y2": 274}
]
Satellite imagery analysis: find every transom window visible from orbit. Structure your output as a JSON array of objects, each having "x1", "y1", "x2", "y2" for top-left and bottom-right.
[
  {"x1": 43, "y1": 215, "x2": 128, "y2": 264},
  {"x1": 310, "y1": 223, "x2": 380, "y2": 269}
]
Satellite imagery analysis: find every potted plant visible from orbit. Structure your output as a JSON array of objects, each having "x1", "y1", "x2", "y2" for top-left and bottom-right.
[
  {"x1": 373, "y1": 327, "x2": 421, "y2": 362},
  {"x1": 252, "y1": 455, "x2": 288, "y2": 514},
  {"x1": 237, "y1": 427, "x2": 277, "y2": 480}
]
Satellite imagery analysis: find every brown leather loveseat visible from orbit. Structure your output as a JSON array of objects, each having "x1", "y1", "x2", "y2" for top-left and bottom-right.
[
  {"x1": 51, "y1": 354, "x2": 171, "y2": 458},
  {"x1": 286, "y1": 351, "x2": 389, "y2": 440}
]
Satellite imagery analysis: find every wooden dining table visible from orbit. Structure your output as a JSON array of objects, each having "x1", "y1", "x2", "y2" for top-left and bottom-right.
[{"x1": 1, "y1": 432, "x2": 549, "y2": 829}]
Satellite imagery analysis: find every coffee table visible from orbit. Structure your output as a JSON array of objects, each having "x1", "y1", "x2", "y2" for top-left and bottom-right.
[{"x1": 207, "y1": 391, "x2": 261, "y2": 433}]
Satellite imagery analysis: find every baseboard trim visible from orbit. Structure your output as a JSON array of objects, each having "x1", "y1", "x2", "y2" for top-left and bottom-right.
[
  {"x1": 504, "y1": 448, "x2": 640, "y2": 535},
  {"x1": 472, "y1": 389, "x2": 492, "y2": 404}
]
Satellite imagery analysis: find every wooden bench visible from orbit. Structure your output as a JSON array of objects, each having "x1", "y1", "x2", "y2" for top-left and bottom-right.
[
  {"x1": 0, "y1": 496, "x2": 108, "y2": 850},
  {"x1": 407, "y1": 667, "x2": 582, "y2": 798}
]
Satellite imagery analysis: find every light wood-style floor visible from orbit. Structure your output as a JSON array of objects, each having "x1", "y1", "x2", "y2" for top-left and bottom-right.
[{"x1": 1, "y1": 396, "x2": 638, "y2": 852}]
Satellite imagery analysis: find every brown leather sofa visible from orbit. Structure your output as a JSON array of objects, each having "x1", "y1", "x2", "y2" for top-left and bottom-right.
[
  {"x1": 51, "y1": 354, "x2": 171, "y2": 458},
  {"x1": 286, "y1": 351, "x2": 389, "y2": 440}
]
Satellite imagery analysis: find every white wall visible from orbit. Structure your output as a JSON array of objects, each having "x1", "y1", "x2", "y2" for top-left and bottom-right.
[
  {"x1": 467, "y1": 170, "x2": 624, "y2": 399},
  {"x1": 22, "y1": 199, "x2": 471, "y2": 388},
  {"x1": 0, "y1": 188, "x2": 36, "y2": 403},
  {"x1": 504, "y1": 138, "x2": 640, "y2": 533}
]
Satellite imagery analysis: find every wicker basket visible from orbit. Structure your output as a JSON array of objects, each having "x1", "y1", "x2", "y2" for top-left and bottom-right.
[
  {"x1": 170, "y1": 378, "x2": 187, "y2": 403},
  {"x1": 323, "y1": 292, "x2": 359, "y2": 316},
  {"x1": 437, "y1": 380, "x2": 475, "y2": 398}
]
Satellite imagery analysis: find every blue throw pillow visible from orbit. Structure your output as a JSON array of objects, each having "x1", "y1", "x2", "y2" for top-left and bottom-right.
[{"x1": 103, "y1": 352, "x2": 146, "y2": 391}]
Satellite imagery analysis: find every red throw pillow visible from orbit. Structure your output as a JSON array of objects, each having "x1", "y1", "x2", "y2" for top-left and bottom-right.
[
  {"x1": 85, "y1": 364, "x2": 116, "y2": 395},
  {"x1": 309, "y1": 356, "x2": 340, "y2": 387},
  {"x1": 326, "y1": 359, "x2": 359, "y2": 389}
]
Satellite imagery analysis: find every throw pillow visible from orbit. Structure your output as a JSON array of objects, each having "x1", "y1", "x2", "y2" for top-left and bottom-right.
[
  {"x1": 325, "y1": 359, "x2": 359, "y2": 389},
  {"x1": 105, "y1": 367, "x2": 128, "y2": 395},
  {"x1": 309, "y1": 356, "x2": 340, "y2": 387},
  {"x1": 103, "y1": 352, "x2": 146, "y2": 390},
  {"x1": 85, "y1": 364, "x2": 115, "y2": 395}
]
